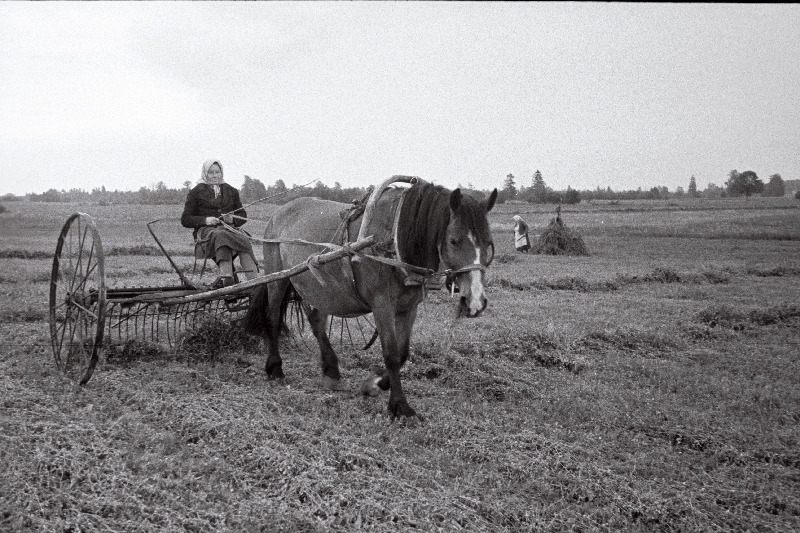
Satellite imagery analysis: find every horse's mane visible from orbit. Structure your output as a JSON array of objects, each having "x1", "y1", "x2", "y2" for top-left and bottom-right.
[{"x1": 396, "y1": 182, "x2": 491, "y2": 271}]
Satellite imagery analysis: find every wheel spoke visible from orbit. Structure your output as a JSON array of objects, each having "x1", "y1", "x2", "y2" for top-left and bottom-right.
[
  {"x1": 51, "y1": 275, "x2": 100, "y2": 320},
  {"x1": 65, "y1": 309, "x2": 78, "y2": 370},
  {"x1": 71, "y1": 221, "x2": 87, "y2": 291},
  {"x1": 78, "y1": 236, "x2": 97, "y2": 288},
  {"x1": 55, "y1": 305, "x2": 74, "y2": 363},
  {"x1": 74, "y1": 261, "x2": 98, "y2": 294},
  {"x1": 69, "y1": 299, "x2": 99, "y2": 320}
]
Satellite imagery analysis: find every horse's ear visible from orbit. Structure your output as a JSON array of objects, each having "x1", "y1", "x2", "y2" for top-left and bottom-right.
[
  {"x1": 449, "y1": 188, "x2": 462, "y2": 211},
  {"x1": 483, "y1": 188, "x2": 498, "y2": 213}
]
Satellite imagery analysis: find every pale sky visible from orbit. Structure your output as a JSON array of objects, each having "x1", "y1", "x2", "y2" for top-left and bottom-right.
[{"x1": 1, "y1": 2, "x2": 798, "y2": 196}]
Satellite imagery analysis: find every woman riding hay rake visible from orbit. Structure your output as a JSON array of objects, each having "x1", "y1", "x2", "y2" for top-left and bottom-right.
[{"x1": 49, "y1": 174, "x2": 497, "y2": 422}]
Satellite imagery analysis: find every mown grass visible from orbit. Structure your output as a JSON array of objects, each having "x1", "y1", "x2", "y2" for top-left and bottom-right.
[{"x1": 0, "y1": 198, "x2": 799, "y2": 532}]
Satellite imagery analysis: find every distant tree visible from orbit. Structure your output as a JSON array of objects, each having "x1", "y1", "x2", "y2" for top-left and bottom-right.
[
  {"x1": 183, "y1": 180, "x2": 193, "y2": 191},
  {"x1": 703, "y1": 183, "x2": 724, "y2": 199},
  {"x1": 263, "y1": 179, "x2": 291, "y2": 203},
  {"x1": 241, "y1": 175, "x2": 269, "y2": 203},
  {"x1": 762, "y1": 174, "x2": 785, "y2": 197},
  {"x1": 498, "y1": 173, "x2": 516, "y2": 203},
  {"x1": 563, "y1": 186, "x2": 581, "y2": 204},
  {"x1": 674, "y1": 186, "x2": 685, "y2": 198},
  {"x1": 531, "y1": 170, "x2": 547, "y2": 203},
  {"x1": 688, "y1": 175, "x2": 699, "y2": 198},
  {"x1": 726, "y1": 170, "x2": 764, "y2": 197}
]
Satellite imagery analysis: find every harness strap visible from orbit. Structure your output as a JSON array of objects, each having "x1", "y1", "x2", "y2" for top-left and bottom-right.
[
  {"x1": 350, "y1": 250, "x2": 485, "y2": 280},
  {"x1": 356, "y1": 175, "x2": 420, "y2": 242},
  {"x1": 217, "y1": 221, "x2": 343, "y2": 250}
]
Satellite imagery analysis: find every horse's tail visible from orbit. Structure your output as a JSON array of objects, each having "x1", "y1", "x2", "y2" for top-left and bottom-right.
[
  {"x1": 243, "y1": 283, "x2": 292, "y2": 337},
  {"x1": 243, "y1": 285, "x2": 271, "y2": 335}
]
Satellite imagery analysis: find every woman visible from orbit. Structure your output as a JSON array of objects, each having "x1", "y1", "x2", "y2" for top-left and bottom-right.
[
  {"x1": 181, "y1": 159, "x2": 258, "y2": 288},
  {"x1": 513, "y1": 215, "x2": 531, "y2": 252}
]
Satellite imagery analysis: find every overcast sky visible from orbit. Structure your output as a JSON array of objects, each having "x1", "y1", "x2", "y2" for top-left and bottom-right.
[{"x1": 1, "y1": 2, "x2": 798, "y2": 196}]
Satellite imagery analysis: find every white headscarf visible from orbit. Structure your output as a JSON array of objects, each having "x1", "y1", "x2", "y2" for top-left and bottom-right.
[
  {"x1": 200, "y1": 159, "x2": 224, "y2": 198},
  {"x1": 513, "y1": 215, "x2": 522, "y2": 222}
]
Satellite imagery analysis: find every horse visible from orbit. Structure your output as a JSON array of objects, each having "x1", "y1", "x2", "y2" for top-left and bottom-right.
[{"x1": 243, "y1": 177, "x2": 497, "y2": 421}]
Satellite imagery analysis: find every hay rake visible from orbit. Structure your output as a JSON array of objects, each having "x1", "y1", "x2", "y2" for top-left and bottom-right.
[{"x1": 49, "y1": 212, "x2": 376, "y2": 385}]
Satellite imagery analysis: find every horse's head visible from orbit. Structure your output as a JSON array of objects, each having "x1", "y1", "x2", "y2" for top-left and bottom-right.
[{"x1": 441, "y1": 188, "x2": 498, "y2": 317}]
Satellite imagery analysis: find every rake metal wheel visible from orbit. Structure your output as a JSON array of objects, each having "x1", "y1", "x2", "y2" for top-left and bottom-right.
[{"x1": 49, "y1": 213, "x2": 107, "y2": 385}]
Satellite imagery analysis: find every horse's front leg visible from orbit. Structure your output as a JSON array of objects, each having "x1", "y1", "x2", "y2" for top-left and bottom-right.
[
  {"x1": 371, "y1": 304, "x2": 421, "y2": 422},
  {"x1": 372, "y1": 307, "x2": 417, "y2": 392}
]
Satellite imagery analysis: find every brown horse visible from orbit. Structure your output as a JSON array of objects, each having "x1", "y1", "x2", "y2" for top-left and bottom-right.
[{"x1": 244, "y1": 178, "x2": 497, "y2": 421}]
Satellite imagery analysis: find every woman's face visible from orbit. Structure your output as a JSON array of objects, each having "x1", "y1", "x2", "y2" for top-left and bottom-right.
[{"x1": 207, "y1": 163, "x2": 223, "y2": 183}]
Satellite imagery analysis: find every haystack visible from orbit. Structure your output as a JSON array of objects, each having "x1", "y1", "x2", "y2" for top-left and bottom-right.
[{"x1": 534, "y1": 208, "x2": 589, "y2": 256}]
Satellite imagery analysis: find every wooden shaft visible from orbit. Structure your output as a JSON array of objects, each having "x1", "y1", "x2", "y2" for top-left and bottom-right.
[{"x1": 158, "y1": 235, "x2": 375, "y2": 305}]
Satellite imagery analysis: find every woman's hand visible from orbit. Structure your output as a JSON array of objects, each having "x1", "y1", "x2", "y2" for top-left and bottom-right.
[
  {"x1": 221, "y1": 214, "x2": 234, "y2": 225},
  {"x1": 205, "y1": 216, "x2": 221, "y2": 226}
]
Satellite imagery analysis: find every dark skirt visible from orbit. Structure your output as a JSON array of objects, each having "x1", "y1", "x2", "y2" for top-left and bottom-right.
[{"x1": 195, "y1": 226, "x2": 254, "y2": 261}]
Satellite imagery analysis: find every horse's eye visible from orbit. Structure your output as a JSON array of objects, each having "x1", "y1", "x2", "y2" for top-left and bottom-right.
[{"x1": 449, "y1": 237, "x2": 459, "y2": 247}]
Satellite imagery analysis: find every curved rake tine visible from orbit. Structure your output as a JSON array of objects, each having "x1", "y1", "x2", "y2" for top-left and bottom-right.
[
  {"x1": 153, "y1": 303, "x2": 159, "y2": 345},
  {"x1": 342, "y1": 316, "x2": 355, "y2": 349}
]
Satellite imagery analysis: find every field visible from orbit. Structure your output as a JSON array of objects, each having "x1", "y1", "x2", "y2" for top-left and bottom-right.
[{"x1": 1, "y1": 196, "x2": 799, "y2": 532}]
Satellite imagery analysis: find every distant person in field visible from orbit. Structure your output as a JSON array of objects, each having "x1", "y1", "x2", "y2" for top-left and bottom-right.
[
  {"x1": 181, "y1": 159, "x2": 259, "y2": 288},
  {"x1": 513, "y1": 215, "x2": 531, "y2": 252}
]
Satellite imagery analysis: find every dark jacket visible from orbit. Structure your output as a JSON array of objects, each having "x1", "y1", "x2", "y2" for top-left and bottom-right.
[{"x1": 181, "y1": 183, "x2": 247, "y2": 239}]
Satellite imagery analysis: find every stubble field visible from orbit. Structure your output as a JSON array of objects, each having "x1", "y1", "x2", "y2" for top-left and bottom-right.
[{"x1": 1, "y1": 196, "x2": 799, "y2": 532}]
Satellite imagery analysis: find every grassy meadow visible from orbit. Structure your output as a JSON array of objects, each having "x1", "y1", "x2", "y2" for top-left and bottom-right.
[{"x1": 1, "y1": 196, "x2": 799, "y2": 532}]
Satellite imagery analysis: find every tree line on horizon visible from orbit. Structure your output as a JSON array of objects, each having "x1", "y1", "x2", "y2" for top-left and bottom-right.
[
  {"x1": 3, "y1": 170, "x2": 795, "y2": 205},
  {"x1": 498, "y1": 169, "x2": 792, "y2": 203}
]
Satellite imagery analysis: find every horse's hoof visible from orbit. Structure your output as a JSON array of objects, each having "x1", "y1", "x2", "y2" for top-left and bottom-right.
[
  {"x1": 320, "y1": 375, "x2": 346, "y2": 391},
  {"x1": 392, "y1": 414, "x2": 424, "y2": 428},
  {"x1": 360, "y1": 376, "x2": 382, "y2": 397},
  {"x1": 266, "y1": 365, "x2": 284, "y2": 381},
  {"x1": 388, "y1": 400, "x2": 423, "y2": 425}
]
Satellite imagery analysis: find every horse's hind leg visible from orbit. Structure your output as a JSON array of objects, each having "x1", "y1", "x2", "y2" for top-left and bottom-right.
[
  {"x1": 305, "y1": 307, "x2": 344, "y2": 390},
  {"x1": 263, "y1": 279, "x2": 290, "y2": 380}
]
